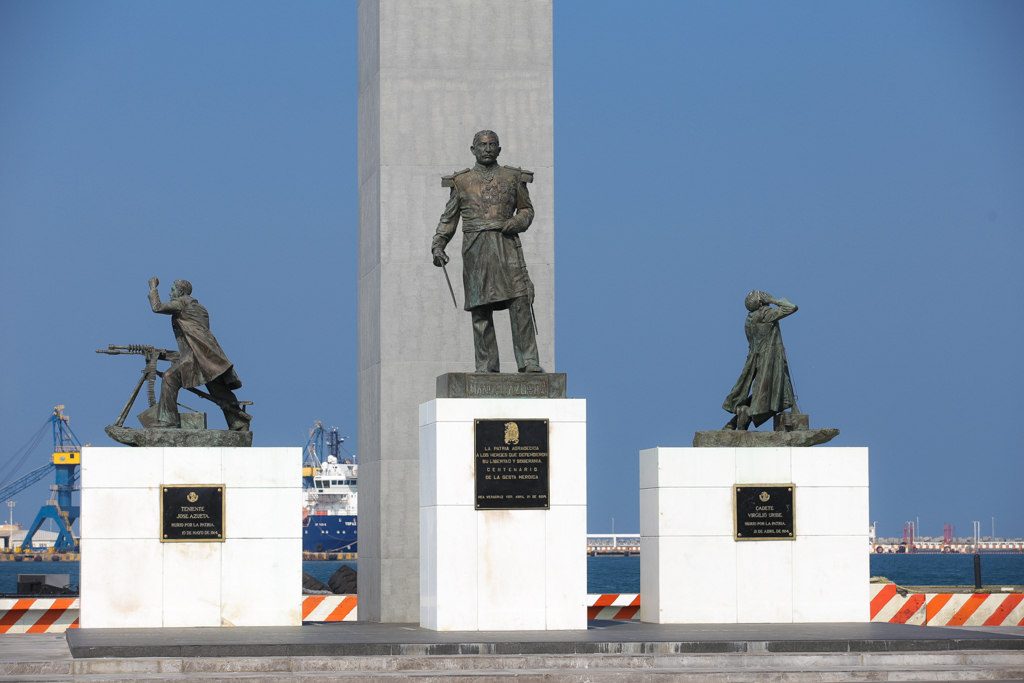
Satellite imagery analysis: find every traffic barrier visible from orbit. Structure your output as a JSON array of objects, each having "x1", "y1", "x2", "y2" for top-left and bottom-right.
[
  {"x1": 587, "y1": 594, "x2": 640, "y2": 620},
  {"x1": 0, "y1": 598, "x2": 79, "y2": 633},
  {"x1": 301, "y1": 594, "x2": 358, "y2": 622},
  {"x1": 870, "y1": 584, "x2": 1024, "y2": 626},
  {"x1": 304, "y1": 595, "x2": 643, "y2": 623},
  {"x1": 4, "y1": 590, "x2": 1021, "y2": 630}
]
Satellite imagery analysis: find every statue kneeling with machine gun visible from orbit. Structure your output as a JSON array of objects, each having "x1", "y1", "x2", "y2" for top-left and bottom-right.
[{"x1": 96, "y1": 278, "x2": 253, "y2": 447}]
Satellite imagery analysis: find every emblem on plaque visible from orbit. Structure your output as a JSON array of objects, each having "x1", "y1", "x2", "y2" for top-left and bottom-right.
[
  {"x1": 504, "y1": 421, "x2": 520, "y2": 445},
  {"x1": 187, "y1": 491, "x2": 199, "y2": 502},
  {"x1": 759, "y1": 491, "x2": 770, "y2": 502}
]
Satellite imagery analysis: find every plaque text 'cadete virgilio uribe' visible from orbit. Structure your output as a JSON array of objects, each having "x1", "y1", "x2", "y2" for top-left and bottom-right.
[
  {"x1": 734, "y1": 485, "x2": 794, "y2": 540},
  {"x1": 475, "y1": 419, "x2": 549, "y2": 510},
  {"x1": 161, "y1": 485, "x2": 225, "y2": 542}
]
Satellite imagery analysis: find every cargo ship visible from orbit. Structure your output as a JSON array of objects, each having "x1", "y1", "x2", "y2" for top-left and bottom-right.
[{"x1": 301, "y1": 423, "x2": 357, "y2": 553}]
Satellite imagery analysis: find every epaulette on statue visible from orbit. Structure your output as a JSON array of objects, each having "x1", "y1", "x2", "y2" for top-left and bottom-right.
[
  {"x1": 441, "y1": 169, "x2": 471, "y2": 188},
  {"x1": 504, "y1": 165, "x2": 534, "y2": 183}
]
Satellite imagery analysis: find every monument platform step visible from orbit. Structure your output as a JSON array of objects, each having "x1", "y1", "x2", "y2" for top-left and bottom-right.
[
  {"x1": 3, "y1": 624, "x2": 1020, "y2": 682},
  {"x1": 4, "y1": 650, "x2": 1024, "y2": 682},
  {"x1": 60, "y1": 621, "x2": 1024, "y2": 660}
]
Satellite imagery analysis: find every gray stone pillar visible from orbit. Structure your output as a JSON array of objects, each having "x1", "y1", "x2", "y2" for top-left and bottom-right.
[{"x1": 357, "y1": 0, "x2": 555, "y2": 622}]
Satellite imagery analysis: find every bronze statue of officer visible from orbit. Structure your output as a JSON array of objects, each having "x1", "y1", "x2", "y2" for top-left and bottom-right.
[{"x1": 432, "y1": 130, "x2": 542, "y2": 373}]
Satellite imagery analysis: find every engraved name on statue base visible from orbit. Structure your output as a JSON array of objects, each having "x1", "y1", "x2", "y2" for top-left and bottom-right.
[{"x1": 436, "y1": 373, "x2": 566, "y2": 399}]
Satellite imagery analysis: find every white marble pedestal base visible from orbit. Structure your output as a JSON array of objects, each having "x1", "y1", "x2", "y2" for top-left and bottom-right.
[
  {"x1": 419, "y1": 399, "x2": 587, "y2": 631},
  {"x1": 639, "y1": 446, "x2": 869, "y2": 624},
  {"x1": 79, "y1": 446, "x2": 302, "y2": 628}
]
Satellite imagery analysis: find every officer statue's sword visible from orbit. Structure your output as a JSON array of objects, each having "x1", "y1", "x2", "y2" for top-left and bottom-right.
[
  {"x1": 441, "y1": 262, "x2": 458, "y2": 309},
  {"x1": 514, "y1": 233, "x2": 539, "y2": 336}
]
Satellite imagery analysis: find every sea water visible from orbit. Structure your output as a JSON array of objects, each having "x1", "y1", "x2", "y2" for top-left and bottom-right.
[
  {"x1": 585, "y1": 555, "x2": 1023, "y2": 593},
  {"x1": 870, "y1": 553, "x2": 1024, "y2": 587},
  {"x1": 0, "y1": 560, "x2": 359, "y2": 594},
  {"x1": 1, "y1": 555, "x2": 1021, "y2": 594}
]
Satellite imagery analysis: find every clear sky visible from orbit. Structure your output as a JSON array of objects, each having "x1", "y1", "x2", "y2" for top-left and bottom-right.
[{"x1": 1, "y1": 1, "x2": 1021, "y2": 541}]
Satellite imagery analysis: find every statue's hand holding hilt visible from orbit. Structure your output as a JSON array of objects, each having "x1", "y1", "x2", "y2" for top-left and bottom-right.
[
  {"x1": 148, "y1": 277, "x2": 160, "y2": 290},
  {"x1": 432, "y1": 247, "x2": 449, "y2": 267},
  {"x1": 500, "y1": 219, "x2": 520, "y2": 235}
]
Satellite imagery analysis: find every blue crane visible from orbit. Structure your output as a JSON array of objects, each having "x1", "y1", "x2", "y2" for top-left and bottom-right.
[{"x1": 0, "y1": 406, "x2": 84, "y2": 551}]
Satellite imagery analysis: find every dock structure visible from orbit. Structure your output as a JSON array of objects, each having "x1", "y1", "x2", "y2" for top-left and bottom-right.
[
  {"x1": 873, "y1": 542, "x2": 1024, "y2": 554},
  {"x1": 587, "y1": 533, "x2": 640, "y2": 556},
  {"x1": 0, "y1": 551, "x2": 79, "y2": 561},
  {"x1": 301, "y1": 551, "x2": 357, "y2": 562}
]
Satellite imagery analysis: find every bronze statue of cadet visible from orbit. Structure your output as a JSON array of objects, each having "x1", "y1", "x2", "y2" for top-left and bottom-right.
[
  {"x1": 722, "y1": 290, "x2": 799, "y2": 431},
  {"x1": 147, "y1": 277, "x2": 251, "y2": 431},
  {"x1": 431, "y1": 130, "x2": 543, "y2": 373}
]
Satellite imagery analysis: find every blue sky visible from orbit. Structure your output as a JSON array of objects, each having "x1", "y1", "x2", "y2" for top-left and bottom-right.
[{"x1": 1, "y1": 1, "x2": 1021, "y2": 540}]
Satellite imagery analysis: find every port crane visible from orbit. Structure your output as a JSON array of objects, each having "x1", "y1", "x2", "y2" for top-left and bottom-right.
[
  {"x1": 302, "y1": 421, "x2": 354, "y2": 477},
  {"x1": 0, "y1": 406, "x2": 85, "y2": 551}
]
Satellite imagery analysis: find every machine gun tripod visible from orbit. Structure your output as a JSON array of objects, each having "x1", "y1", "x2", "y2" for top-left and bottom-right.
[{"x1": 97, "y1": 344, "x2": 253, "y2": 447}]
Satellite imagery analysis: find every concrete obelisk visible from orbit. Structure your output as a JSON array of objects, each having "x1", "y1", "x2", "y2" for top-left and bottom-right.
[{"x1": 357, "y1": 0, "x2": 555, "y2": 622}]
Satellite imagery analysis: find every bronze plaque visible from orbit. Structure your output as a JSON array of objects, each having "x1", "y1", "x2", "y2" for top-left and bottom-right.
[
  {"x1": 474, "y1": 419, "x2": 549, "y2": 510},
  {"x1": 734, "y1": 485, "x2": 794, "y2": 540},
  {"x1": 161, "y1": 485, "x2": 225, "y2": 542}
]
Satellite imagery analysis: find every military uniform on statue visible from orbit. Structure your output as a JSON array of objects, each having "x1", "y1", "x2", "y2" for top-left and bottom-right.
[{"x1": 431, "y1": 130, "x2": 542, "y2": 373}]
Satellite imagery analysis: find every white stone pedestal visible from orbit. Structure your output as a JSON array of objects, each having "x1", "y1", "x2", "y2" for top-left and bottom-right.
[
  {"x1": 419, "y1": 399, "x2": 586, "y2": 631},
  {"x1": 80, "y1": 446, "x2": 302, "y2": 628},
  {"x1": 640, "y1": 447, "x2": 869, "y2": 624}
]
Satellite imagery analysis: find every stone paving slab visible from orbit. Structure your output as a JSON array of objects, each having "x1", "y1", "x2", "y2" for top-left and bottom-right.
[
  {"x1": 0, "y1": 633, "x2": 71, "y2": 662},
  {"x1": 65, "y1": 621, "x2": 1024, "y2": 659}
]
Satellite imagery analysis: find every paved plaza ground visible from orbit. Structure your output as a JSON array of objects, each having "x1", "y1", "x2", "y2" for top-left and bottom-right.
[{"x1": 2, "y1": 622, "x2": 1022, "y2": 681}]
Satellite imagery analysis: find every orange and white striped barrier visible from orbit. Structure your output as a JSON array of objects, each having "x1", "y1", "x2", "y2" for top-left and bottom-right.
[
  {"x1": 0, "y1": 596, "x2": 357, "y2": 631},
  {"x1": 301, "y1": 594, "x2": 358, "y2": 622},
  {"x1": 0, "y1": 598, "x2": 80, "y2": 633},
  {"x1": 870, "y1": 584, "x2": 1024, "y2": 626},
  {"x1": 5, "y1": 589, "x2": 1021, "y2": 630},
  {"x1": 310, "y1": 594, "x2": 637, "y2": 623},
  {"x1": 587, "y1": 594, "x2": 640, "y2": 620}
]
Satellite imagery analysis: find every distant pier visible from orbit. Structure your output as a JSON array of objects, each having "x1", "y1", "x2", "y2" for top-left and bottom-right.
[
  {"x1": 302, "y1": 551, "x2": 357, "y2": 561},
  {"x1": 587, "y1": 534, "x2": 639, "y2": 557},
  {"x1": 0, "y1": 551, "x2": 79, "y2": 562},
  {"x1": 873, "y1": 542, "x2": 1023, "y2": 554}
]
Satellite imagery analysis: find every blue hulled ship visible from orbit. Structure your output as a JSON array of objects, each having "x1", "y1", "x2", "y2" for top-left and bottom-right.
[{"x1": 302, "y1": 423, "x2": 358, "y2": 553}]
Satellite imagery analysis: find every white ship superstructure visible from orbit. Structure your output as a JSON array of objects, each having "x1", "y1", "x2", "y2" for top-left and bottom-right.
[
  {"x1": 301, "y1": 423, "x2": 358, "y2": 553},
  {"x1": 305, "y1": 455, "x2": 358, "y2": 517}
]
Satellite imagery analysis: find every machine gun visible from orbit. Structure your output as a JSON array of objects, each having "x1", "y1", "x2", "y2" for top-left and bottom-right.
[{"x1": 96, "y1": 344, "x2": 251, "y2": 428}]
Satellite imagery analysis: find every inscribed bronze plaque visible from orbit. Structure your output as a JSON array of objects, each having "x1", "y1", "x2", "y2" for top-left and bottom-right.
[
  {"x1": 474, "y1": 419, "x2": 549, "y2": 510},
  {"x1": 161, "y1": 485, "x2": 225, "y2": 542},
  {"x1": 734, "y1": 485, "x2": 794, "y2": 540}
]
